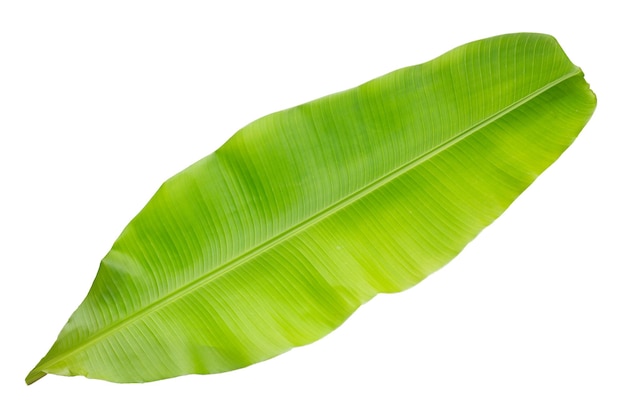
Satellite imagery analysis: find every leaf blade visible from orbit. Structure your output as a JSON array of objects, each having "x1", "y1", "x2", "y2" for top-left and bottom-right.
[{"x1": 27, "y1": 33, "x2": 596, "y2": 384}]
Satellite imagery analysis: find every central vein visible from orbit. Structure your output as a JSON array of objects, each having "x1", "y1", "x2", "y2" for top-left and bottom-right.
[{"x1": 38, "y1": 68, "x2": 580, "y2": 372}]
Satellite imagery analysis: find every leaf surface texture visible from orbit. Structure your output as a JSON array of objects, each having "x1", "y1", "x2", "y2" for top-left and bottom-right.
[{"x1": 27, "y1": 33, "x2": 596, "y2": 384}]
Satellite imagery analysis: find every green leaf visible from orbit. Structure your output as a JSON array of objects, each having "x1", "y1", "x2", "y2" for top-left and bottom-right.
[{"x1": 26, "y1": 33, "x2": 596, "y2": 384}]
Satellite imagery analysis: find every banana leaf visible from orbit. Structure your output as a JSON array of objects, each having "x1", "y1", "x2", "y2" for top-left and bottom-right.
[{"x1": 26, "y1": 33, "x2": 596, "y2": 384}]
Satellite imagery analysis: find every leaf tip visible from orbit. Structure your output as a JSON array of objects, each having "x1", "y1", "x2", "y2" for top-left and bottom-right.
[{"x1": 25, "y1": 370, "x2": 47, "y2": 386}]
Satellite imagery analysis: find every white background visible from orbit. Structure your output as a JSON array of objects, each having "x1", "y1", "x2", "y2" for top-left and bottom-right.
[{"x1": 1, "y1": 1, "x2": 624, "y2": 415}]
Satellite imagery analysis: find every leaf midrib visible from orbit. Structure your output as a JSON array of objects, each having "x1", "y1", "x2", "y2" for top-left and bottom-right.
[{"x1": 37, "y1": 67, "x2": 581, "y2": 374}]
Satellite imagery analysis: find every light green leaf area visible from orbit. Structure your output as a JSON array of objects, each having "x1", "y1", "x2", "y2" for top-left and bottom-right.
[{"x1": 27, "y1": 33, "x2": 596, "y2": 384}]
